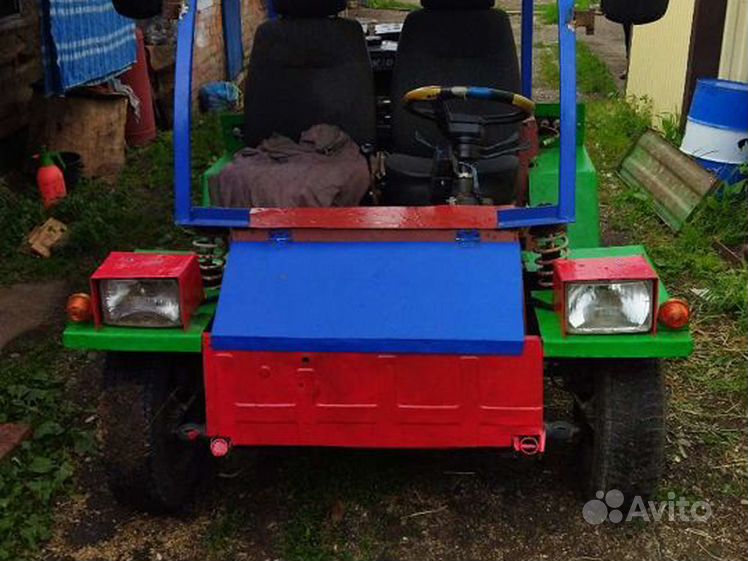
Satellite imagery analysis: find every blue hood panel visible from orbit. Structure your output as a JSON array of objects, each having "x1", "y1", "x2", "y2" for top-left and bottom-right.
[{"x1": 212, "y1": 240, "x2": 526, "y2": 355}]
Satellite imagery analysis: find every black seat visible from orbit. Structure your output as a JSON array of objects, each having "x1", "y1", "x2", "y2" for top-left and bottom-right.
[
  {"x1": 243, "y1": 0, "x2": 376, "y2": 148},
  {"x1": 385, "y1": 0, "x2": 522, "y2": 205}
]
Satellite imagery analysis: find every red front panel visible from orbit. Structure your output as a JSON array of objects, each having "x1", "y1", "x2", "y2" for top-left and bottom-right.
[{"x1": 203, "y1": 336, "x2": 544, "y2": 449}]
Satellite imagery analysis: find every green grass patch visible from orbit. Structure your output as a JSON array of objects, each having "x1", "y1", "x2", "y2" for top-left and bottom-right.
[
  {"x1": 364, "y1": 0, "x2": 417, "y2": 10},
  {"x1": 539, "y1": 41, "x2": 618, "y2": 97},
  {"x1": 539, "y1": 0, "x2": 592, "y2": 25},
  {"x1": 0, "y1": 339, "x2": 95, "y2": 560}
]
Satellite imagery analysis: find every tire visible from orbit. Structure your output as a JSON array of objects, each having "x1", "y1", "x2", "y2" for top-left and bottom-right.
[
  {"x1": 99, "y1": 352, "x2": 206, "y2": 514},
  {"x1": 573, "y1": 360, "x2": 665, "y2": 502}
]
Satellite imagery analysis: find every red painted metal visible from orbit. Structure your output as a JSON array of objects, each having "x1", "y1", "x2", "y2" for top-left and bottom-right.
[
  {"x1": 231, "y1": 229, "x2": 518, "y2": 244},
  {"x1": 90, "y1": 252, "x2": 204, "y2": 329},
  {"x1": 203, "y1": 335, "x2": 545, "y2": 450},
  {"x1": 248, "y1": 206, "x2": 509, "y2": 230},
  {"x1": 553, "y1": 256, "x2": 660, "y2": 335},
  {"x1": 121, "y1": 28, "x2": 157, "y2": 147}
]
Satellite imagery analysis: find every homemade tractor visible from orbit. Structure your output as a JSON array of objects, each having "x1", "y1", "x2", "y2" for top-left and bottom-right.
[{"x1": 65, "y1": 0, "x2": 691, "y2": 513}]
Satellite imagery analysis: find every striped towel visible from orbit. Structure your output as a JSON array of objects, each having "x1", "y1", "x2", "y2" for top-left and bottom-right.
[{"x1": 41, "y1": 0, "x2": 137, "y2": 95}]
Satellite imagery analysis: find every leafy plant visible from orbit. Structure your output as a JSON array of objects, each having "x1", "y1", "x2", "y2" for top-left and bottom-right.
[
  {"x1": 658, "y1": 112, "x2": 684, "y2": 147},
  {"x1": 0, "y1": 341, "x2": 93, "y2": 560}
]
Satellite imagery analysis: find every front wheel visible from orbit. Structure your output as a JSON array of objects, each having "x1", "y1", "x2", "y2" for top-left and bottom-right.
[
  {"x1": 99, "y1": 352, "x2": 206, "y2": 513},
  {"x1": 572, "y1": 359, "x2": 665, "y2": 502}
]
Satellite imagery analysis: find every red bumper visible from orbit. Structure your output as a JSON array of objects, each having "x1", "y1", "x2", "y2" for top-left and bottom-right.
[{"x1": 203, "y1": 335, "x2": 544, "y2": 451}]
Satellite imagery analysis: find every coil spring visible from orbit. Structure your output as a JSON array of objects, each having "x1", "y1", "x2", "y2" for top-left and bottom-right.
[
  {"x1": 535, "y1": 229, "x2": 569, "y2": 288},
  {"x1": 193, "y1": 237, "x2": 226, "y2": 289}
]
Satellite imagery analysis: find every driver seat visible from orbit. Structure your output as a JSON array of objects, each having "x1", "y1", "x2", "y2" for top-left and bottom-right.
[
  {"x1": 242, "y1": 0, "x2": 376, "y2": 149},
  {"x1": 384, "y1": 0, "x2": 521, "y2": 205}
]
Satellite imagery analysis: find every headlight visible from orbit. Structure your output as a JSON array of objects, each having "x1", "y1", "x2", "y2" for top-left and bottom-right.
[
  {"x1": 566, "y1": 280, "x2": 654, "y2": 334},
  {"x1": 101, "y1": 279, "x2": 182, "y2": 328}
]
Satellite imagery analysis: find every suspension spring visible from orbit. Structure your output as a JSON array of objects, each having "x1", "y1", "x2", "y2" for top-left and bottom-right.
[
  {"x1": 192, "y1": 237, "x2": 226, "y2": 289},
  {"x1": 533, "y1": 228, "x2": 569, "y2": 288}
]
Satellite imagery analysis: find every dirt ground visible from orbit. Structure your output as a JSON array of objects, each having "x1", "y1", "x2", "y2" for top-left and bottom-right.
[
  {"x1": 0, "y1": 281, "x2": 67, "y2": 350},
  {"x1": 30, "y1": 6, "x2": 748, "y2": 561}
]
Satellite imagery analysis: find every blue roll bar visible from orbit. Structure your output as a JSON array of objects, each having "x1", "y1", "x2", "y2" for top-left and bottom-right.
[
  {"x1": 521, "y1": 0, "x2": 534, "y2": 98},
  {"x1": 173, "y1": 0, "x2": 577, "y2": 230}
]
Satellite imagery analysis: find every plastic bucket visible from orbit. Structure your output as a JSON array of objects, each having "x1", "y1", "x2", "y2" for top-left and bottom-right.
[{"x1": 681, "y1": 79, "x2": 748, "y2": 182}]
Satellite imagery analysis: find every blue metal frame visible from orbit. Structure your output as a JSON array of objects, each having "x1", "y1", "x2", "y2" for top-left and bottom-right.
[
  {"x1": 499, "y1": 0, "x2": 577, "y2": 228},
  {"x1": 521, "y1": 0, "x2": 534, "y2": 98},
  {"x1": 173, "y1": 0, "x2": 577, "y2": 230}
]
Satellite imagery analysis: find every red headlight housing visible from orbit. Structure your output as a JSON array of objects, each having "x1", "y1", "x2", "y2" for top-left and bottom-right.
[
  {"x1": 90, "y1": 253, "x2": 204, "y2": 330},
  {"x1": 554, "y1": 256, "x2": 660, "y2": 336}
]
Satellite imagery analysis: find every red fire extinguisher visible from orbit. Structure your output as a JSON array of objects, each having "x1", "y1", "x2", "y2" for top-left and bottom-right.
[{"x1": 35, "y1": 149, "x2": 67, "y2": 208}]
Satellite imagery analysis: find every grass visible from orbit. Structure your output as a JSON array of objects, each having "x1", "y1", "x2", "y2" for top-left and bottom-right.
[
  {"x1": 0, "y1": 116, "x2": 225, "y2": 561},
  {"x1": 539, "y1": 41, "x2": 619, "y2": 97},
  {"x1": 363, "y1": 0, "x2": 417, "y2": 10},
  {"x1": 539, "y1": 0, "x2": 593, "y2": 25},
  {"x1": 0, "y1": 339, "x2": 95, "y2": 560}
]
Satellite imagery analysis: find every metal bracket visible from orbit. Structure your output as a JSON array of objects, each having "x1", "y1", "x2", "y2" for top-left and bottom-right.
[
  {"x1": 456, "y1": 230, "x2": 481, "y2": 245},
  {"x1": 269, "y1": 229, "x2": 293, "y2": 244}
]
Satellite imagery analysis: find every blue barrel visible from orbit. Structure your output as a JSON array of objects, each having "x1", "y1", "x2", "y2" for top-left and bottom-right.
[{"x1": 681, "y1": 79, "x2": 748, "y2": 183}]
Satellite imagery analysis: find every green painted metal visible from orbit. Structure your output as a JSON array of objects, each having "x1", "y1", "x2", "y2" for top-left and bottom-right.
[
  {"x1": 534, "y1": 245, "x2": 694, "y2": 358},
  {"x1": 535, "y1": 102, "x2": 587, "y2": 145},
  {"x1": 529, "y1": 146, "x2": 601, "y2": 249},
  {"x1": 619, "y1": 130, "x2": 717, "y2": 231},
  {"x1": 63, "y1": 301, "x2": 216, "y2": 353}
]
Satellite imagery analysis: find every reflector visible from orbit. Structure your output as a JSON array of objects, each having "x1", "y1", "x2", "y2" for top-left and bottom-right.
[{"x1": 658, "y1": 299, "x2": 690, "y2": 330}]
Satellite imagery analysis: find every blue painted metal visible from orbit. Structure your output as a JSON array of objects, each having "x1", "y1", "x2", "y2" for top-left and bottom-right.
[
  {"x1": 222, "y1": 0, "x2": 245, "y2": 80},
  {"x1": 211, "y1": 241, "x2": 526, "y2": 355},
  {"x1": 499, "y1": 0, "x2": 577, "y2": 229},
  {"x1": 174, "y1": 3, "x2": 250, "y2": 228},
  {"x1": 521, "y1": 0, "x2": 534, "y2": 98},
  {"x1": 173, "y1": 3, "x2": 196, "y2": 226}
]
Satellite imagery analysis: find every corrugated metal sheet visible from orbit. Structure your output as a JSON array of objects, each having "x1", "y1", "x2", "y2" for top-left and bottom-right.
[
  {"x1": 720, "y1": 0, "x2": 748, "y2": 83},
  {"x1": 619, "y1": 130, "x2": 718, "y2": 231},
  {"x1": 626, "y1": 1, "x2": 696, "y2": 116}
]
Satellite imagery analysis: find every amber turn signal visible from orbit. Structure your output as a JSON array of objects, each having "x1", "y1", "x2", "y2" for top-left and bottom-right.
[
  {"x1": 658, "y1": 299, "x2": 690, "y2": 330},
  {"x1": 66, "y1": 293, "x2": 93, "y2": 323}
]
